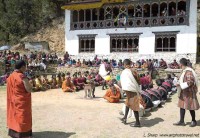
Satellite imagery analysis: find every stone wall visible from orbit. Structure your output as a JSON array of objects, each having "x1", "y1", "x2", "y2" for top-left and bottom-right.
[{"x1": 70, "y1": 53, "x2": 196, "y2": 64}]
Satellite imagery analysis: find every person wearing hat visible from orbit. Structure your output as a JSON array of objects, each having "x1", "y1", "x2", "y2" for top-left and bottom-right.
[
  {"x1": 7, "y1": 60, "x2": 36, "y2": 138},
  {"x1": 103, "y1": 79, "x2": 121, "y2": 103}
]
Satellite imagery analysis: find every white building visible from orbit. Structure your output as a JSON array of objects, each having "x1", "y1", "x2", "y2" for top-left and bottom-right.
[{"x1": 62, "y1": 0, "x2": 197, "y2": 63}]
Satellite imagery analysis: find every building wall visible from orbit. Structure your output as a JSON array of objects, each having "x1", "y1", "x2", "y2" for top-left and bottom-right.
[{"x1": 65, "y1": 0, "x2": 197, "y2": 63}]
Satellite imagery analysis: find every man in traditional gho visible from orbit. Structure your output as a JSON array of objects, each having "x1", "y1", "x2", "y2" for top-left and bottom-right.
[
  {"x1": 174, "y1": 58, "x2": 199, "y2": 127},
  {"x1": 120, "y1": 59, "x2": 141, "y2": 127}
]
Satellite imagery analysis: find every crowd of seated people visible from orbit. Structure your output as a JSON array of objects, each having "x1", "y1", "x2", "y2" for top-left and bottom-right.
[{"x1": 1, "y1": 50, "x2": 190, "y2": 75}]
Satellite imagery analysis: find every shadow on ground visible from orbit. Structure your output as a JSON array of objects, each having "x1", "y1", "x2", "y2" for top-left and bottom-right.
[
  {"x1": 33, "y1": 131, "x2": 76, "y2": 138},
  {"x1": 139, "y1": 117, "x2": 164, "y2": 127}
]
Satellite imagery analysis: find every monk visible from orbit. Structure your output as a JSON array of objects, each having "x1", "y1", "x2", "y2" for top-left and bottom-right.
[
  {"x1": 160, "y1": 59, "x2": 168, "y2": 69},
  {"x1": 169, "y1": 60, "x2": 180, "y2": 69},
  {"x1": 62, "y1": 76, "x2": 76, "y2": 92},
  {"x1": 7, "y1": 60, "x2": 35, "y2": 138},
  {"x1": 104, "y1": 80, "x2": 121, "y2": 103}
]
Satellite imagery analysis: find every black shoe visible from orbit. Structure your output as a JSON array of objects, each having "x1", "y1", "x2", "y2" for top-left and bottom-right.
[
  {"x1": 120, "y1": 118, "x2": 127, "y2": 125},
  {"x1": 190, "y1": 121, "x2": 197, "y2": 127},
  {"x1": 133, "y1": 122, "x2": 141, "y2": 127},
  {"x1": 173, "y1": 121, "x2": 186, "y2": 126}
]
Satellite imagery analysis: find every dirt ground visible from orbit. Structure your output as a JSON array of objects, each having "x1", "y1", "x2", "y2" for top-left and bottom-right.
[{"x1": 0, "y1": 85, "x2": 200, "y2": 138}]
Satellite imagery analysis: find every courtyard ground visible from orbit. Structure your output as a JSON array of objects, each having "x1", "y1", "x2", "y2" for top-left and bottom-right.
[{"x1": 0, "y1": 85, "x2": 200, "y2": 138}]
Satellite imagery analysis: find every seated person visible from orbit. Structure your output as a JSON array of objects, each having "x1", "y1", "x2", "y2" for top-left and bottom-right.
[
  {"x1": 61, "y1": 73, "x2": 66, "y2": 82},
  {"x1": 153, "y1": 59, "x2": 160, "y2": 68},
  {"x1": 111, "y1": 60, "x2": 117, "y2": 68},
  {"x1": 34, "y1": 75, "x2": 46, "y2": 91},
  {"x1": 118, "y1": 59, "x2": 123, "y2": 68},
  {"x1": 76, "y1": 59, "x2": 81, "y2": 67},
  {"x1": 56, "y1": 73, "x2": 62, "y2": 88},
  {"x1": 159, "y1": 59, "x2": 168, "y2": 69},
  {"x1": 82, "y1": 59, "x2": 88, "y2": 68},
  {"x1": 141, "y1": 60, "x2": 148, "y2": 69},
  {"x1": 72, "y1": 74, "x2": 83, "y2": 91},
  {"x1": 140, "y1": 74, "x2": 148, "y2": 90},
  {"x1": 49, "y1": 75, "x2": 58, "y2": 89},
  {"x1": 94, "y1": 73, "x2": 103, "y2": 86},
  {"x1": 134, "y1": 60, "x2": 141, "y2": 69},
  {"x1": 144, "y1": 72, "x2": 152, "y2": 86},
  {"x1": 42, "y1": 74, "x2": 51, "y2": 89},
  {"x1": 62, "y1": 76, "x2": 76, "y2": 92},
  {"x1": 169, "y1": 60, "x2": 180, "y2": 69},
  {"x1": 77, "y1": 72, "x2": 87, "y2": 85},
  {"x1": 103, "y1": 80, "x2": 121, "y2": 103},
  {"x1": 29, "y1": 75, "x2": 37, "y2": 91}
]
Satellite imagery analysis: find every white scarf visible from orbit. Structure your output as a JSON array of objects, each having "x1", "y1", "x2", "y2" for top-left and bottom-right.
[
  {"x1": 99, "y1": 63, "x2": 109, "y2": 78},
  {"x1": 120, "y1": 68, "x2": 140, "y2": 95},
  {"x1": 177, "y1": 67, "x2": 198, "y2": 97}
]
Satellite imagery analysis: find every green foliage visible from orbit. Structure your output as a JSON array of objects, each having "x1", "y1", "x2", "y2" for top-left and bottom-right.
[{"x1": 0, "y1": 0, "x2": 64, "y2": 45}]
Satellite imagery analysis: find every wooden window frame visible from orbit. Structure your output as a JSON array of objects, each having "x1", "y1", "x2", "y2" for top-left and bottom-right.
[
  {"x1": 70, "y1": 0, "x2": 190, "y2": 30},
  {"x1": 154, "y1": 31, "x2": 179, "y2": 52},
  {"x1": 108, "y1": 33, "x2": 141, "y2": 53},
  {"x1": 78, "y1": 34, "x2": 97, "y2": 53}
]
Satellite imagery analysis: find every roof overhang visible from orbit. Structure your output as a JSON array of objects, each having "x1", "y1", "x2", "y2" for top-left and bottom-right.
[{"x1": 61, "y1": 0, "x2": 125, "y2": 10}]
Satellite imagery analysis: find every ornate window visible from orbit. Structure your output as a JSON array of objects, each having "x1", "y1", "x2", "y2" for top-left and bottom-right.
[
  {"x1": 109, "y1": 33, "x2": 140, "y2": 52},
  {"x1": 78, "y1": 35, "x2": 96, "y2": 53},
  {"x1": 70, "y1": 0, "x2": 190, "y2": 30},
  {"x1": 154, "y1": 32, "x2": 178, "y2": 52}
]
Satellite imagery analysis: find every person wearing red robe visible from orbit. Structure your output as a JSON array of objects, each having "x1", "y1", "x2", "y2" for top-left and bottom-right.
[{"x1": 7, "y1": 60, "x2": 34, "y2": 138}]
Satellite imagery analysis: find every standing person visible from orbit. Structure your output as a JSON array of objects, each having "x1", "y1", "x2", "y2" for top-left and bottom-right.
[
  {"x1": 64, "y1": 52, "x2": 69, "y2": 63},
  {"x1": 120, "y1": 59, "x2": 141, "y2": 127},
  {"x1": 147, "y1": 59, "x2": 154, "y2": 79},
  {"x1": 7, "y1": 60, "x2": 35, "y2": 138},
  {"x1": 174, "y1": 58, "x2": 199, "y2": 127},
  {"x1": 99, "y1": 60, "x2": 110, "y2": 90}
]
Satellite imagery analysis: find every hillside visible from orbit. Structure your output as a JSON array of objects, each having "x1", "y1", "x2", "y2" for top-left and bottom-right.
[{"x1": 11, "y1": 17, "x2": 65, "y2": 53}]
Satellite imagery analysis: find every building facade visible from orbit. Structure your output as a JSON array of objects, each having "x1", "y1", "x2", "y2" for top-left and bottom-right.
[{"x1": 63, "y1": 0, "x2": 197, "y2": 63}]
